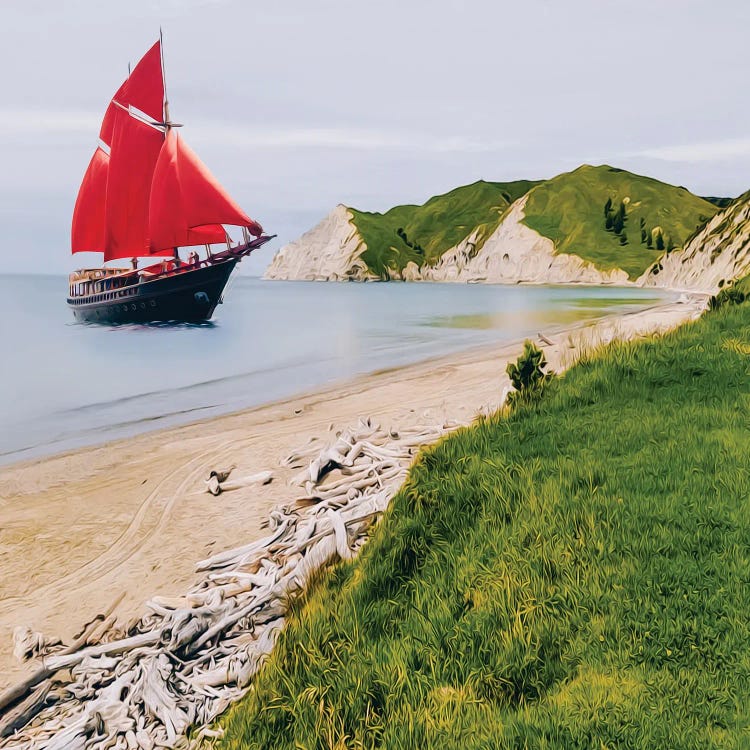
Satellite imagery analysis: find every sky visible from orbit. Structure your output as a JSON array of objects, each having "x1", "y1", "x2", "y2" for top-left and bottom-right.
[{"x1": 1, "y1": 0, "x2": 749, "y2": 275}]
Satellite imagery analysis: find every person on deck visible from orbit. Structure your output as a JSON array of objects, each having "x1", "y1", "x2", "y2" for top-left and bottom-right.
[{"x1": 130, "y1": 257, "x2": 138, "y2": 270}]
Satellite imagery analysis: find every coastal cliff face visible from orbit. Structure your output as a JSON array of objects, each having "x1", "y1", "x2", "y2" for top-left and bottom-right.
[
  {"x1": 263, "y1": 205, "x2": 375, "y2": 281},
  {"x1": 400, "y1": 196, "x2": 629, "y2": 285},
  {"x1": 639, "y1": 192, "x2": 750, "y2": 293},
  {"x1": 265, "y1": 165, "x2": 722, "y2": 286},
  {"x1": 265, "y1": 196, "x2": 629, "y2": 285}
]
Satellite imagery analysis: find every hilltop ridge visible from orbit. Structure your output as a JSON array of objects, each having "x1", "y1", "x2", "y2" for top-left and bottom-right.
[{"x1": 265, "y1": 165, "x2": 722, "y2": 285}]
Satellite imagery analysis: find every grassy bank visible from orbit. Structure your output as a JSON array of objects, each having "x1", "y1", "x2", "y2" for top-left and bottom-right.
[{"x1": 221, "y1": 299, "x2": 750, "y2": 749}]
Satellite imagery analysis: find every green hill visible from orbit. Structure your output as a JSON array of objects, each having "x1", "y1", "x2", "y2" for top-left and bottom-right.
[
  {"x1": 351, "y1": 179, "x2": 540, "y2": 279},
  {"x1": 522, "y1": 165, "x2": 721, "y2": 279},
  {"x1": 220, "y1": 295, "x2": 750, "y2": 749},
  {"x1": 346, "y1": 166, "x2": 720, "y2": 281}
]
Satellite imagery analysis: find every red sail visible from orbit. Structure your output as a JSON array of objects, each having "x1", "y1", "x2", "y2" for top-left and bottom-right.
[
  {"x1": 148, "y1": 130, "x2": 227, "y2": 252},
  {"x1": 100, "y1": 41, "x2": 164, "y2": 145},
  {"x1": 148, "y1": 130, "x2": 262, "y2": 252},
  {"x1": 177, "y1": 136, "x2": 263, "y2": 234},
  {"x1": 71, "y1": 146, "x2": 109, "y2": 253},
  {"x1": 72, "y1": 39, "x2": 263, "y2": 262},
  {"x1": 104, "y1": 107, "x2": 169, "y2": 260}
]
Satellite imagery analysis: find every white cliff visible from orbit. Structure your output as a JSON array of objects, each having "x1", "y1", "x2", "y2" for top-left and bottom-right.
[
  {"x1": 638, "y1": 193, "x2": 750, "y2": 293},
  {"x1": 263, "y1": 205, "x2": 374, "y2": 281},
  {"x1": 265, "y1": 196, "x2": 630, "y2": 285}
]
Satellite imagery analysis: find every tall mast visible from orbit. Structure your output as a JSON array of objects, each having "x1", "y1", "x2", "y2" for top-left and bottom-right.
[
  {"x1": 160, "y1": 28, "x2": 170, "y2": 127},
  {"x1": 160, "y1": 27, "x2": 178, "y2": 260}
]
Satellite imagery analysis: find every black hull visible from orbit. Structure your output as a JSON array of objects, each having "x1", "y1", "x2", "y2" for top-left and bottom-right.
[{"x1": 68, "y1": 259, "x2": 238, "y2": 324}]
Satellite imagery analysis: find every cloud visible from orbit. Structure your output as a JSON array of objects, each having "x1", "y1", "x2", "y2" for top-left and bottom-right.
[
  {"x1": 0, "y1": 109, "x2": 100, "y2": 136},
  {"x1": 632, "y1": 136, "x2": 750, "y2": 162},
  {"x1": 181, "y1": 122, "x2": 511, "y2": 154},
  {"x1": 0, "y1": 108, "x2": 512, "y2": 155}
]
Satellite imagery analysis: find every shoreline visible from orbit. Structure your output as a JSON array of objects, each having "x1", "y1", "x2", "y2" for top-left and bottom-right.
[
  {"x1": 0, "y1": 290, "x2": 677, "y2": 471},
  {"x1": 0, "y1": 298, "x2": 702, "y2": 690}
]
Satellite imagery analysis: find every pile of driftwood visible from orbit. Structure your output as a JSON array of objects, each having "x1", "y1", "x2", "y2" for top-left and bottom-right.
[{"x1": 0, "y1": 417, "x2": 455, "y2": 749}]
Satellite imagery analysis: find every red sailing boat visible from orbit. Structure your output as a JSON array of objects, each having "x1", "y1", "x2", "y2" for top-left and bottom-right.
[{"x1": 68, "y1": 38, "x2": 273, "y2": 323}]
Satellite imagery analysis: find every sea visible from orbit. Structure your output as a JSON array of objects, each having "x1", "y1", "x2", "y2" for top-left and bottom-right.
[{"x1": 0, "y1": 275, "x2": 672, "y2": 466}]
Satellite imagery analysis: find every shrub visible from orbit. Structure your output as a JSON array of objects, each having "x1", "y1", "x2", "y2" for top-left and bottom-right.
[
  {"x1": 708, "y1": 285, "x2": 747, "y2": 311},
  {"x1": 506, "y1": 340, "x2": 552, "y2": 407}
]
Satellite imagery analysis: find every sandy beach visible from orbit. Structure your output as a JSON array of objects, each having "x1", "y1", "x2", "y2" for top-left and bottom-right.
[{"x1": 0, "y1": 299, "x2": 702, "y2": 690}]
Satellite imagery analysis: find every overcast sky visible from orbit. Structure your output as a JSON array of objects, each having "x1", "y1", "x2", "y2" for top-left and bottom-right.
[{"x1": 2, "y1": 0, "x2": 749, "y2": 275}]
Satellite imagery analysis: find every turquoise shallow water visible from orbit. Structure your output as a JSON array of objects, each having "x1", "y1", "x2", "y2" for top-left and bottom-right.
[{"x1": 0, "y1": 275, "x2": 671, "y2": 464}]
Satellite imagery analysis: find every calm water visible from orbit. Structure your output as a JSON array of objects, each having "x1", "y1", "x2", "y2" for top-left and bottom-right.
[{"x1": 0, "y1": 275, "x2": 671, "y2": 464}]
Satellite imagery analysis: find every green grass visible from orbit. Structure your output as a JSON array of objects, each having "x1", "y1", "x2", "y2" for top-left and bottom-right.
[
  {"x1": 522, "y1": 165, "x2": 719, "y2": 280},
  {"x1": 220, "y1": 300, "x2": 750, "y2": 750},
  {"x1": 350, "y1": 180, "x2": 540, "y2": 279}
]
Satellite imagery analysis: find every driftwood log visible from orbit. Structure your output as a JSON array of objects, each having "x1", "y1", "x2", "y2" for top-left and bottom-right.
[{"x1": 0, "y1": 416, "x2": 456, "y2": 749}]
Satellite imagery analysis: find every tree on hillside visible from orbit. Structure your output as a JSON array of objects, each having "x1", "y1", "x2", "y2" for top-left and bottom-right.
[
  {"x1": 647, "y1": 232, "x2": 653, "y2": 249},
  {"x1": 618, "y1": 201, "x2": 626, "y2": 221},
  {"x1": 605, "y1": 213, "x2": 614, "y2": 231},
  {"x1": 613, "y1": 211, "x2": 624, "y2": 234},
  {"x1": 655, "y1": 232, "x2": 665, "y2": 251},
  {"x1": 641, "y1": 228, "x2": 648, "y2": 244},
  {"x1": 604, "y1": 197, "x2": 612, "y2": 217}
]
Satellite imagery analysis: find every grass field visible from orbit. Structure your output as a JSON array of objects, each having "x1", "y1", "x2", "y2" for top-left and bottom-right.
[
  {"x1": 350, "y1": 179, "x2": 540, "y2": 279},
  {"x1": 522, "y1": 165, "x2": 719, "y2": 280},
  {"x1": 220, "y1": 296, "x2": 750, "y2": 749}
]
